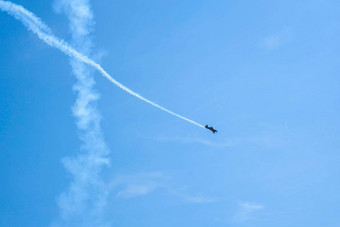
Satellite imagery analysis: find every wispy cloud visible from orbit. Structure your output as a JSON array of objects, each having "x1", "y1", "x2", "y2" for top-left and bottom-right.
[
  {"x1": 262, "y1": 27, "x2": 292, "y2": 51},
  {"x1": 154, "y1": 133, "x2": 289, "y2": 149},
  {"x1": 155, "y1": 136, "x2": 235, "y2": 148},
  {"x1": 111, "y1": 172, "x2": 165, "y2": 199},
  {"x1": 110, "y1": 172, "x2": 217, "y2": 203},
  {"x1": 233, "y1": 202, "x2": 264, "y2": 222},
  {"x1": 170, "y1": 191, "x2": 217, "y2": 204}
]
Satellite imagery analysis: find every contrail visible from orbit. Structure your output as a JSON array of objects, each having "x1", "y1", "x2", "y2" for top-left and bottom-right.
[{"x1": 0, "y1": 0, "x2": 204, "y2": 129}]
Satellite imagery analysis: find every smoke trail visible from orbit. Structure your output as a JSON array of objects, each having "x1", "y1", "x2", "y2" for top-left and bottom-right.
[
  {"x1": 0, "y1": 0, "x2": 51, "y2": 34},
  {"x1": 0, "y1": 0, "x2": 204, "y2": 128},
  {"x1": 51, "y1": 0, "x2": 110, "y2": 226}
]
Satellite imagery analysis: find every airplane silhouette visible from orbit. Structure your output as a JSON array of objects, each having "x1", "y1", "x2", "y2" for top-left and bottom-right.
[{"x1": 205, "y1": 125, "x2": 217, "y2": 134}]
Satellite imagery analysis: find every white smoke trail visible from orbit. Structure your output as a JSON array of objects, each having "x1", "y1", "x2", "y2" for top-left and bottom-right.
[
  {"x1": 0, "y1": 0, "x2": 204, "y2": 129},
  {"x1": 0, "y1": 0, "x2": 51, "y2": 34},
  {"x1": 51, "y1": 0, "x2": 110, "y2": 226}
]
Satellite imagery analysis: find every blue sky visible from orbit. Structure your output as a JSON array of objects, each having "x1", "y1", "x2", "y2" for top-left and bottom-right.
[{"x1": 1, "y1": 0, "x2": 340, "y2": 226}]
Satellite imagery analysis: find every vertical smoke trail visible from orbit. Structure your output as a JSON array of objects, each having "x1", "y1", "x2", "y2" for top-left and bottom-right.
[
  {"x1": 0, "y1": 0, "x2": 204, "y2": 129},
  {"x1": 52, "y1": 0, "x2": 110, "y2": 226}
]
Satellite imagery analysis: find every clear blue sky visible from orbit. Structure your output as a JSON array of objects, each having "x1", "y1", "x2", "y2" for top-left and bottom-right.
[{"x1": 1, "y1": 0, "x2": 340, "y2": 226}]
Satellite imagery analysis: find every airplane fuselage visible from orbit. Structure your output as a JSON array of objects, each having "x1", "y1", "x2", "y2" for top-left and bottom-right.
[{"x1": 205, "y1": 125, "x2": 217, "y2": 133}]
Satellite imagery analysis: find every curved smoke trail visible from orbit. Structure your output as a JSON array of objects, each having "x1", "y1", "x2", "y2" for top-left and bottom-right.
[{"x1": 0, "y1": 0, "x2": 204, "y2": 128}]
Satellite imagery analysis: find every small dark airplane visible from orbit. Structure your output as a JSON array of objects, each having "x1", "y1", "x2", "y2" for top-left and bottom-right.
[{"x1": 205, "y1": 125, "x2": 217, "y2": 134}]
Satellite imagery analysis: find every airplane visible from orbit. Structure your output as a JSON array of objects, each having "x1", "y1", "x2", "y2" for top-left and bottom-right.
[{"x1": 205, "y1": 125, "x2": 217, "y2": 134}]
